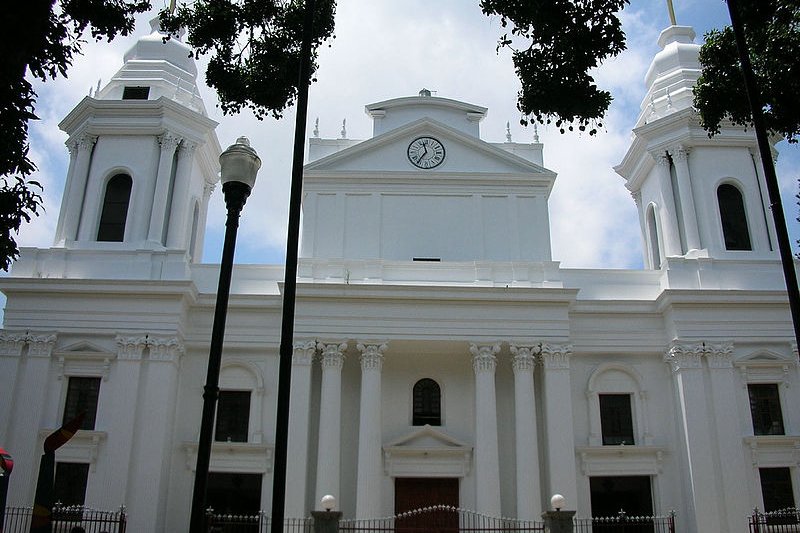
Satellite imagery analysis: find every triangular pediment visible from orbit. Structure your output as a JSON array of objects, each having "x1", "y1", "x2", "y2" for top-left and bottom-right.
[
  {"x1": 384, "y1": 425, "x2": 470, "y2": 450},
  {"x1": 55, "y1": 340, "x2": 112, "y2": 358},
  {"x1": 737, "y1": 349, "x2": 792, "y2": 364},
  {"x1": 304, "y1": 118, "x2": 555, "y2": 178}
]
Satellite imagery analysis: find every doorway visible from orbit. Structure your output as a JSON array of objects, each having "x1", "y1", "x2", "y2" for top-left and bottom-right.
[{"x1": 395, "y1": 478, "x2": 459, "y2": 533}]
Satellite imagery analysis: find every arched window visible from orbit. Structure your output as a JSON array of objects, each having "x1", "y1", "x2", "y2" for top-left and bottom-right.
[
  {"x1": 646, "y1": 204, "x2": 661, "y2": 268},
  {"x1": 97, "y1": 174, "x2": 132, "y2": 242},
  {"x1": 412, "y1": 378, "x2": 441, "y2": 426},
  {"x1": 717, "y1": 183, "x2": 752, "y2": 251}
]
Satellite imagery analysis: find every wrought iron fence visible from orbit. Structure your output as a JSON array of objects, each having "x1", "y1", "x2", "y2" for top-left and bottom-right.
[
  {"x1": 340, "y1": 505, "x2": 545, "y2": 533},
  {"x1": 574, "y1": 510, "x2": 675, "y2": 533},
  {"x1": 749, "y1": 508, "x2": 800, "y2": 533},
  {"x1": 205, "y1": 510, "x2": 313, "y2": 533},
  {"x1": 2, "y1": 504, "x2": 127, "y2": 533}
]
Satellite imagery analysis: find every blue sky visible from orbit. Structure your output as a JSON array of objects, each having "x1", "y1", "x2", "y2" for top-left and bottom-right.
[{"x1": 16, "y1": 0, "x2": 800, "y2": 271}]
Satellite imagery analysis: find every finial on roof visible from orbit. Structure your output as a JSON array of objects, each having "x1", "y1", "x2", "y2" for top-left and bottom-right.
[
  {"x1": 506, "y1": 121, "x2": 512, "y2": 143},
  {"x1": 313, "y1": 117, "x2": 319, "y2": 138},
  {"x1": 341, "y1": 118, "x2": 347, "y2": 139},
  {"x1": 666, "y1": 0, "x2": 677, "y2": 26},
  {"x1": 419, "y1": 88, "x2": 432, "y2": 97},
  {"x1": 533, "y1": 122, "x2": 540, "y2": 143},
  {"x1": 96, "y1": 79, "x2": 101, "y2": 94}
]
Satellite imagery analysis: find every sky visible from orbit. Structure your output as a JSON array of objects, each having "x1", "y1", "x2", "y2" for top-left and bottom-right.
[{"x1": 18, "y1": 0, "x2": 800, "y2": 271}]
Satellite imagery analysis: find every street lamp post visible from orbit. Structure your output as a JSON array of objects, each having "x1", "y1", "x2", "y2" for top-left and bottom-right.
[{"x1": 189, "y1": 136, "x2": 261, "y2": 533}]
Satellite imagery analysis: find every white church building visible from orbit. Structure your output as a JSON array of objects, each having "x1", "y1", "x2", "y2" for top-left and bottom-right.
[{"x1": 1, "y1": 15, "x2": 798, "y2": 533}]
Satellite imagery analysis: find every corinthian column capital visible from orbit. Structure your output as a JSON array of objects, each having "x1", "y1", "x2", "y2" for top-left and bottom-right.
[
  {"x1": 317, "y1": 341, "x2": 347, "y2": 370},
  {"x1": 357, "y1": 341, "x2": 388, "y2": 372},
  {"x1": 470, "y1": 342, "x2": 500, "y2": 373},
  {"x1": 541, "y1": 343, "x2": 572, "y2": 370}
]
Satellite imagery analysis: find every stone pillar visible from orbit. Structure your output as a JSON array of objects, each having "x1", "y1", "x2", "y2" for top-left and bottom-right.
[
  {"x1": 542, "y1": 510, "x2": 576, "y2": 533},
  {"x1": 511, "y1": 344, "x2": 542, "y2": 520},
  {"x1": 147, "y1": 132, "x2": 181, "y2": 245},
  {"x1": 671, "y1": 146, "x2": 701, "y2": 251},
  {"x1": 704, "y1": 342, "x2": 751, "y2": 533},
  {"x1": 655, "y1": 153, "x2": 683, "y2": 257},
  {"x1": 125, "y1": 337, "x2": 183, "y2": 532},
  {"x1": 470, "y1": 342, "x2": 502, "y2": 516},
  {"x1": 541, "y1": 343, "x2": 578, "y2": 507},
  {"x1": 285, "y1": 340, "x2": 316, "y2": 518},
  {"x1": 314, "y1": 341, "x2": 347, "y2": 509},
  {"x1": 664, "y1": 342, "x2": 724, "y2": 533},
  {"x1": 165, "y1": 141, "x2": 197, "y2": 249},
  {"x1": 355, "y1": 341, "x2": 388, "y2": 518},
  {"x1": 58, "y1": 135, "x2": 97, "y2": 243}
]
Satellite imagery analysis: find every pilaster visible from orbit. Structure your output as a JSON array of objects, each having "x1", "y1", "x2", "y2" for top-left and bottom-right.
[
  {"x1": 147, "y1": 132, "x2": 182, "y2": 244},
  {"x1": 59, "y1": 134, "x2": 97, "y2": 243},
  {"x1": 355, "y1": 341, "x2": 388, "y2": 518},
  {"x1": 654, "y1": 153, "x2": 683, "y2": 257},
  {"x1": 166, "y1": 140, "x2": 197, "y2": 249},
  {"x1": 314, "y1": 341, "x2": 347, "y2": 509},
  {"x1": 510, "y1": 344, "x2": 542, "y2": 519},
  {"x1": 285, "y1": 340, "x2": 317, "y2": 518},
  {"x1": 670, "y1": 145, "x2": 701, "y2": 251},
  {"x1": 470, "y1": 342, "x2": 502, "y2": 516}
]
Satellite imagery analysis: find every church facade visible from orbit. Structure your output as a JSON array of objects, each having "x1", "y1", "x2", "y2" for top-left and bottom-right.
[{"x1": 1, "y1": 17, "x2": 798, "y2": 533}]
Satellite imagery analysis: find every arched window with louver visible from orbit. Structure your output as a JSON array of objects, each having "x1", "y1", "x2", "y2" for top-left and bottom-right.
[
  {"x1": 97, "y1": 173, "x2": 132, "y2": 242},
  {"x1": 412, "y1": 378, "x2": 441, "y2": 426}
]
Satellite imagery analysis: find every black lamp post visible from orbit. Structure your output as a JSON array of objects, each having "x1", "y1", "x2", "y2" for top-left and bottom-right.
[{"x1": 189, "y1": 136, "x2": 261, "y2": 533}]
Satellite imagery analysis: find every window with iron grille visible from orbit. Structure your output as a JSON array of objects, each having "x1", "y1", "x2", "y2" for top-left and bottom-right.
[
  {"x1": 63, "y1": 377, "x2": 101, "y2": 430},
  {"x1": 599, "y1": 394, "x2": 635, "y2": 445},
  {"x1": 748, "y1": 384, "x2": 785, "y2": 435},
  {"x1": 760, "y1": 468, "x2": 795, "y2": 512},
  {"x1": 413, "y1": 378, "x2": 441, "y2": 426},
  {"x1": 54, "y1": 462, "x2": 90, "y2": 507},
  {"x1": 215, "y1": 390, "x2": 251, "y2": 442}
]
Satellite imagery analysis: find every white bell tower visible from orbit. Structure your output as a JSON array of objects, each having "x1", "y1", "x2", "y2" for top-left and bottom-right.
[
  {"x1": 616, "y1": 24, "x2": 778, "y2": 269},
  {"x1": 53, "y1": 17, "x2": 221, "y2": 260}
]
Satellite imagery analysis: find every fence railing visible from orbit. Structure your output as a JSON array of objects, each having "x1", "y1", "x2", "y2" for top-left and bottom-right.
[
  {"x1": 340, "y1": 505, "x2": 545, "y2": 533},
  {"x1": 205, "y1": 510, "x2": 313, "y2": 533},
  {"x1": 574, "y1": 510, "x2": 675, "y2": 533},
  {"x1": 2, "y1": 504, "x2": 127, "y2": 533},
  {"x1": 749, "y1": 508, "x2": 800, "y2": 533}
]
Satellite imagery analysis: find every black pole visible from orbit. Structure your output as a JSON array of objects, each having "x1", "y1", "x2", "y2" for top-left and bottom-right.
[
  {"x1": 270, "y1": 0, "x2": 317, "y2": 530},
  {"x1": 189, "y1": 181, "x2": 251, "y2": 533},
  {"x1": 726, "y1": 0, "x2": 800, "y2": 352}
]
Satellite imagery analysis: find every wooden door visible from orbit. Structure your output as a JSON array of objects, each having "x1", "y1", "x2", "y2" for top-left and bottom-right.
[{"x1": 395, "y1": 478, "x2": 459, "y2": 533}]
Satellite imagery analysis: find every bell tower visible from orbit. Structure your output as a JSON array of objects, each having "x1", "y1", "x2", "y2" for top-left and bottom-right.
[
  {"x1": 53, "y1": 17, "x2": 221, "y2": 260},
  {"x1": 615, "y1": 24, "x2": 778, "y2": 269}
]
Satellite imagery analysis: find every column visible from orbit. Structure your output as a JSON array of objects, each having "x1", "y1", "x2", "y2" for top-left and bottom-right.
[
  {"x1": 88, "y1": 336, "x2": 146, "y2": 509},
  {"x1": 704, "y1": 342, "x2": 751, "y2": 533},
  {"x1": 0, "y1": 333, "x2": 26, "y2": 444},
  {"x1": 191, "y1": 180, "x2": 216, "y2": 261},
  {"x1": 671, "y1": 146, "x2": 701, "y2": 250},
  {"x1": 355, "y1": 341, "x2": 388, "y2": 518},
  {"x1": 314, "y1": 341, "x2": 347, "y2": 509},
  {"x1": 541, "y1": 343, "x2": 577, "y2": 507},
  {"x1": 655, "y1": 153, "x2": 683, "y2": 256},
  {"x1": 285, "y1": 340, "x2": 316, "y2": 518},
  {"x1": 749, "y1": 147, "x2": 777, "y2": 250},
  {"x1": 166, "y1": 140, "x2": 197, "y2": 249},
  {"x1": 53, "y1": 140, "x2": 80, "y2": 245},
  {"x1": 470, "y1": 342, "x2": 502, "y2": 516},
  {"x1": 510, "y1": 344, "x2": 542, "y2": 520},
  {"x1": 126, "y1": 337, "x2": 183, "y2": 532},
  {"x1": 147, "y1": 132, "x2": 181, "y2": 245},
  {"x1": 664, "y1": 342, "x2": 723, "y2": 533},
  {"x1": 58, "y1": 134, "x2": 96, "y2": 243}
]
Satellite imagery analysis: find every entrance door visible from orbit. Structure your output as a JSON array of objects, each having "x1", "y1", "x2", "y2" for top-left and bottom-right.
[
  {"x1": 395, "y1": 478, "x2": 459, "y2": 533},
  {"x1": 590, "y1": 476, "x2": 655, "y2": 533}
]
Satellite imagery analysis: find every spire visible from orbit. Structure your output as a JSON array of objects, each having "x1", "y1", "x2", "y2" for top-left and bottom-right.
[{"x1": 666, "y1": 0, "x2": 677, "y2": 26}]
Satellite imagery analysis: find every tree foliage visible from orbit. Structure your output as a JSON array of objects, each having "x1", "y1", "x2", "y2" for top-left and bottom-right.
[
  {"x1": 1, "y1": 0, "x2": 150, "y2": 270},
  {"x1": 479, "y1": 0, "x2": 629, "y2": 134},
  {"x1": 160, "y1": 0, "x2": 337, "y2": 120},
  {"x1": 693, "y1": 0, "x2": 800, "y2": 143}
]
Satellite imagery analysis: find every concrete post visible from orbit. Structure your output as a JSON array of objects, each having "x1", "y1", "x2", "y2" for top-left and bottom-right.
[
  {"x1": 311, "y1": 510, "x2": 341, "y2": 533},
  {"x1": 542, "y1": 510, "x2": 575, "y2": 533}
]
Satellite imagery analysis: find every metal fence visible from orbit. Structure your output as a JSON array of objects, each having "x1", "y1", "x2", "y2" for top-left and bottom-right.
[
  {"x1": 2, "y1": 504, "x2": 127, "y2": 533},
  {"x1": 749, "y1": 508, "x2": 800, "y2": 533},
  {"x1": 574, "y1": 510, "x2": 675, "y2": 533},
  {"x1": 205, "y1": 510, "x2": 313, "y2": 533},
  {"x1": 340, "y1": 505, "x2": 545, "y2": 533}
]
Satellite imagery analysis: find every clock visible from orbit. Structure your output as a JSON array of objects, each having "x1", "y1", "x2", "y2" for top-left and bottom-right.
[{"x1": 407, "y1": 136, "x2": 445, "y2": 169}]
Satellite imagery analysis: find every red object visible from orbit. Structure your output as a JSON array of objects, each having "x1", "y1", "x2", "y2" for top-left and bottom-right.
[
  {"x1": 43, "y1": 412, "x2": 85, "y2": 453},
  {"x1": 0, "y1": 448, "x2": 12, "y2": 473}
]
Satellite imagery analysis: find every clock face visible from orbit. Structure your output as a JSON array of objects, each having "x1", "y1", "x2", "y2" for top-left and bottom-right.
[{"x1": 407, "y1": 136, "x2": 445, "y2": 169}]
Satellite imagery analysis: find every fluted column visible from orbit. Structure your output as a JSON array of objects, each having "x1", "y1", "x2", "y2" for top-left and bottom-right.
[
  {"x1": 166, "y1": 140, "x2": 197, "y2": 249},
  {"x1": 541, "y1": 343, "x2": 577, "y2": 507},
  {"x1": 704, "y1": 342, "x2": 750, "y2": 533},
  {"x1": 671, "y1": 146, "x2": 701, "y2": 250},
  {"x1": 314, "y1": 341, "x2": 347, "y2": 509},
  {"x1": 655, "y1": 153, "x2": 683, "y2": 256},
  {"x1": 58, "y1": 134, "x2": 97, "y2": 242},
  {"x1": 355, "y1": 341, "x2": 388, "y2": 518},
  {"x1": 147, "y1": 132, "x2": 181, "y2": 244},
  {"x1": 664, "y1": 342, "x2": 723, "y2": 533},
  {"x1": 285, "y1": 340, "x2": 316, "y2": 518},
  {"x1": 470, "y1": 342, "x2": 502, "y2": 516},
  {"x1": 510, "y1": 344, "x2": 542, "y2": 520}
]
